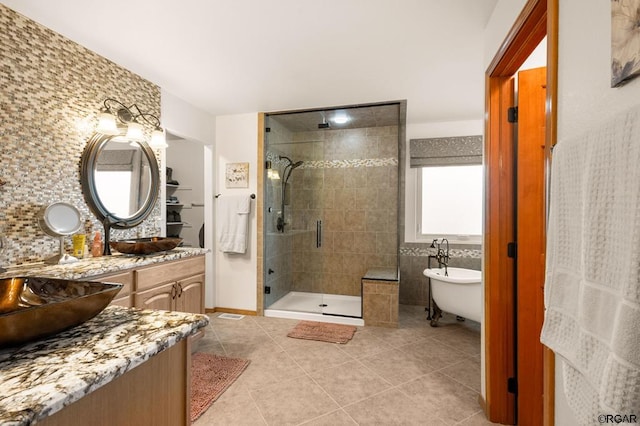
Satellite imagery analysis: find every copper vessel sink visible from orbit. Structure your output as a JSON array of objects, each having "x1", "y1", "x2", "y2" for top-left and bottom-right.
[
  {"x1": 109, "y1": 237, "x2": 183, "y2": 255},
  {"x1": 0, "y1": 277, "x2": 122, "y2": 347}
]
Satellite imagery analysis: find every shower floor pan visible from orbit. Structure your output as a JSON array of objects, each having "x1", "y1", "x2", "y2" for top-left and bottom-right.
[{"x1": 265, "y1": 291, "x2": 364, "y2": 326}]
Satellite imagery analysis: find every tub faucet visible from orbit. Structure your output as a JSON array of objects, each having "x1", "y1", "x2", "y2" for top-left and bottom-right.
[{"x1": 434, "y1": 238, "x2": 449, "y2": 276}]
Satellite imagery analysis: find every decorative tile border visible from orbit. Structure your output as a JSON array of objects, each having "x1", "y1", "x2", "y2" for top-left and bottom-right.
[
  {"x1": 299, "y1": 158, "x2": 398, "y2": 169},
  {"x1": 399, "y1": 246, "x2": 482, "y2": 259},
  {"x1": 266, "y1": 151, "x2": 397, "y2": 169}
]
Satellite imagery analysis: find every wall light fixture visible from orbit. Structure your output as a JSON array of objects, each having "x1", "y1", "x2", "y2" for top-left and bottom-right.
[{"x1": 96, "y1": 98, "x2": 167, "y2": 148}]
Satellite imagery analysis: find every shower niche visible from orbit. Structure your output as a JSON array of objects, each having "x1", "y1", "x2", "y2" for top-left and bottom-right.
[{"x1": 262, "y1": 103, "x2": 402, "y2": 325}]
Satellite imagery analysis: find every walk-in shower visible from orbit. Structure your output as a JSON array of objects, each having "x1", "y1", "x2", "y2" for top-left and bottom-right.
[{"x1": 262, "y1": 103, "x2": 402, "y2": 326}]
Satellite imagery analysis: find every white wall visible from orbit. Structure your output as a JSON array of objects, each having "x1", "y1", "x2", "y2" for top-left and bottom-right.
[
  {"x1": 554, "y1": 0, "x2": 640, "y2": 423},
  {"x1": 214, "y1": 113, "x2": 259, "y2": 311},
  {"x1": 558, "y1": 0, "x2": 640, "y2": 136},
  {"x1": 483, "y1": 0, "x2": 528, "y2": 70},
  {"x1": 161, "y1": 89, "x2": 216, "y2": 308},
  {"x1": 166, "y1": 138, "x2": 204, "y2": 248}
]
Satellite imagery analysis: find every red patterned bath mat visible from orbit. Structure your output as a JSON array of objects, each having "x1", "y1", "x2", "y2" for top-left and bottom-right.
[
  {"x1": 287, "y1": 320, "x2": 357, "y2": 344},
  {"x1": 190, "y1": 352, "x2": 250, "y2": 422}
]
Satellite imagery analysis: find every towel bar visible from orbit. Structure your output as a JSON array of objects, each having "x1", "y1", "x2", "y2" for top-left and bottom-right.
[{"x1": 215, "y1": 193, "x2": 255, "y2": 199}]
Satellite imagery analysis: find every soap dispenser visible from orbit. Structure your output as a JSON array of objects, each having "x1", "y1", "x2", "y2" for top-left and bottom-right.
[{"x1": 91, "y1": 231, "x2": 103, "y2": 257}]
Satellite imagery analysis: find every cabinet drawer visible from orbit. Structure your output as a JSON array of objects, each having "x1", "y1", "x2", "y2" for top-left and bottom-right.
[
  {"x1": 135, "y1": 256, "x2": 205, "y2": 291},
  {"x1": 92, "y1": 271, "x2": 133, "y2": 297}
]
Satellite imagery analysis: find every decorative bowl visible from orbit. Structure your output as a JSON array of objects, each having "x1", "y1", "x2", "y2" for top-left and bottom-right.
[
  {"x1": 0, "y1": 277, "x2": 122, "y2": 347},
  {"x1": 109, "y1": 237, "x2": 183, "y2": 255}
]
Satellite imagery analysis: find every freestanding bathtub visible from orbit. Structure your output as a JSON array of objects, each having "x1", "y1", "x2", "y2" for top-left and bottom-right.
[{"x1": 423, "y1": 267, "x2": 482, "y2": 325}]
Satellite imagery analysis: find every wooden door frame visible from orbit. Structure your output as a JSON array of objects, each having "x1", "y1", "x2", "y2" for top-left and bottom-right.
[{"x1": 483, "y1": 0, "x2": 558, "y2": 424}]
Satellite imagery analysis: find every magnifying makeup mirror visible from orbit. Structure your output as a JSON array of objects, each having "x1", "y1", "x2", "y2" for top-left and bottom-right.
[{"x1": 38, "y1": 202, "x2": 83, "y2": 264}]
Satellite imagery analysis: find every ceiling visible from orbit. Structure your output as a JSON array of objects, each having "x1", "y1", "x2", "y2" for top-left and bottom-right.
[{"x1": 1, "y1": 0, "x2": 498, "y2": 125}]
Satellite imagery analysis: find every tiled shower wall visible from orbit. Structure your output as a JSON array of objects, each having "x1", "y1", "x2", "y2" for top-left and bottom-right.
[
  {"x1": 266, "y1": 126, "x2": 398, "y2": 300},
  {"x1": 0, "y1": 5, "x2": 161, "y2": 265}
]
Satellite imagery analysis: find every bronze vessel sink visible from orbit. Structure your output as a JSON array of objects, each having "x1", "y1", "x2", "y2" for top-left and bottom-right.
[
  {"x1": 110, "y1": 237, "x2": 183, "y2": 255},
  {"x1": 0, "y1": 277, "x2": 122, "y2": 347}
]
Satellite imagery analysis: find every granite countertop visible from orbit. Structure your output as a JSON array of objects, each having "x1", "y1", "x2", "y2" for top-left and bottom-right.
[
  {"x1": 0, "y1": 306, "x2": 209, "y2": 426},
  {"x1": 0, "y1": 247, "x2": 208, "y2": 281}
]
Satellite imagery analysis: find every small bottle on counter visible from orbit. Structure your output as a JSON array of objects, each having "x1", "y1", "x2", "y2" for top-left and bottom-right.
[
  {"x1": 91, "y1": 231, "x2": 103, "y2": 257},
  {"x1": 72, "y1": 234, "x2": 86, "y2": 258}
]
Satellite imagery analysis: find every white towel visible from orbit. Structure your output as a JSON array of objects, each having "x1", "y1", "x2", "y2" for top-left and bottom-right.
[
  {"x1": 541, "y1": 104, "x2": 640, "y2": 423},
  {"x1": 217, "y1": 194, "x2": 252, "y2": 254}
]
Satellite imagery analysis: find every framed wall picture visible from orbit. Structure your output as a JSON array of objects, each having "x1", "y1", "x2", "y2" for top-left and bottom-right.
[
  {"x1": 611, "y1": 0, "x2": 640, "y2": 87},
  {"x1": 225, "y1": 162, "x2": 249, "y2": 188}
]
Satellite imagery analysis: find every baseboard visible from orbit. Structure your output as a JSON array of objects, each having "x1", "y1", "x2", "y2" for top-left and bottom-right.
[
  {"x1": 478, "y1": 393, "x2": 487, "y2": 412},
  {"x1": 206, "y1": 307, "x2": 257, "y2": 316}
]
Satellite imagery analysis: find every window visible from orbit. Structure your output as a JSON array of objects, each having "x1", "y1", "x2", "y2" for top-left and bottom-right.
[
  {"x1": 418, "y1": 165, "x2": 483, "y2": 241},
  {"x1": 95, "y1": 171, "x2": 132, "y2": 218}
]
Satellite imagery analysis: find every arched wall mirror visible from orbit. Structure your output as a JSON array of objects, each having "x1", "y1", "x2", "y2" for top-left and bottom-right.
[{"x1": 80, "y1": 133, "x2": 160, "y2": 254}]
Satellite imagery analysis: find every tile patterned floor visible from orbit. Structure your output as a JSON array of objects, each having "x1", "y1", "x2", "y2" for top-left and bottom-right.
[{"x1": 193, "y1": 305, "x2": 500, "y2": 425}]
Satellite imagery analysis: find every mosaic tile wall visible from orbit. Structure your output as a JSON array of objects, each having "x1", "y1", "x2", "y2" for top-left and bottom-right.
[{"x1": 0, "y1": 5, "x2": 162, "y2": 265}]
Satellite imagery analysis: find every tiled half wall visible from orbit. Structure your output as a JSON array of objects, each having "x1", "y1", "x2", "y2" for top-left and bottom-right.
[{"x1": 0, "y1": 5, "x2": 161, "y2": 265}]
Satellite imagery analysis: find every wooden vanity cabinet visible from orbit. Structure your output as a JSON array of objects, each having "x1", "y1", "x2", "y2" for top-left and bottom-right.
[
  {"x1": 134, "y1": 256, "x2": 205, "y2": 314},
  {"x1": 134, "y1": 274, "x2": 205, "y2": 313},
  {"x1": 101, "y1": 256, "x2": 205, "y2": 315}
]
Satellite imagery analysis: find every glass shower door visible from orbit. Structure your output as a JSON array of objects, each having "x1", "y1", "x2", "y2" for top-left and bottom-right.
[{"x1": 263, "y1": 114, "x2": 325, "y2": 314}]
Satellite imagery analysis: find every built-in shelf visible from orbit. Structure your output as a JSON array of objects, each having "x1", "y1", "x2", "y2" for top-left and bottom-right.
[
  {"x1": 167, "y1": 185, "x2": 192, "y2": 190},
  {"x1": 166, "y1": 222, "x2": 192, "y2": 229},
  {"x1": 165, "y1": 178, "x2": 195, "y2": 245}
]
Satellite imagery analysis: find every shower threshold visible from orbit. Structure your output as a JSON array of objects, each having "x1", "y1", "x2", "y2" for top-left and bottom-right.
[{"x1": 265, "y1": 291, "x2": 364, "y2": 326}]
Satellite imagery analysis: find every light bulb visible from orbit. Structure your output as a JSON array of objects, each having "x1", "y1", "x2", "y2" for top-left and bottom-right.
[
  {"x1": 96, "y1": 112, "x2": 120, "y2": 135},
  {"x1": 150, "y1": 128, "x2": 167, "y2": 148},
  {"x1": 125, "y1": 122, "x2": 145, "y2": 141},
  {"x1": 332, "y1": 113, "x2": 349, "y2": 124}
]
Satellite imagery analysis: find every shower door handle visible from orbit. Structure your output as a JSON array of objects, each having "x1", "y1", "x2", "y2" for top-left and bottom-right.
[{"x1": 316, "y1": 220, "x2": 322, "y2": 248}]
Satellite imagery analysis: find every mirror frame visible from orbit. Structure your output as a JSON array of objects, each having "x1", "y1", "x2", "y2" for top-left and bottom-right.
[{"x1": 80, "y1": 133, "x2": 160, "y2": 229}]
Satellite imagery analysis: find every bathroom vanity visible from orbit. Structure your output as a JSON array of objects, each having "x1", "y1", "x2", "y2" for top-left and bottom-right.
[
  {"x1": 0, "y1": 249, "x2": 209, "y2": 425},
  {"x1": 0, "y1": 306, "x2": 208, "y2": 425}
]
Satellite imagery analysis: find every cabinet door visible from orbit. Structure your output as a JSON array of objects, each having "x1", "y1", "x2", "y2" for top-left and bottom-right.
[
  {"x1": 134, "y1": 282, "x2": 176, "y2": 311},
  {"x1": 176, "y1": 274, "x2": 205, "y2": 314},
  {"x1": 110, "y1": 295, "x2": 132, "y2": 308}
]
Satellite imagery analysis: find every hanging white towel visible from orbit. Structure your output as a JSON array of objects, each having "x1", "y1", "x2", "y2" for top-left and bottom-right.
[
  {"x1": 217, "y1": 194, "x2": 252, "y2": 254},
  {"x1": 541, "y1": 104, "x2": 640, "y2": 424}
]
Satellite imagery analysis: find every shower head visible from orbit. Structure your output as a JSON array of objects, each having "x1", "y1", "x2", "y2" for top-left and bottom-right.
[
  {"x1": 282, "y1": 160, "x2": 303, "y2": 184},
  {"x1": 278, "y1": 155, "x2": 293, "y2": 165},
  {"x1": 318, "y1": 113, "x2": 330, "y2": 129}
]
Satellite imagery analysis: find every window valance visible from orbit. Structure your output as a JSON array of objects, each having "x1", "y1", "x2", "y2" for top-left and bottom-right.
[{"x1": 409, "y1": 135, "x2": 483, "y2": 167}]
